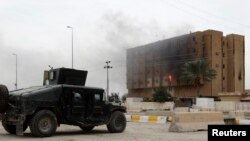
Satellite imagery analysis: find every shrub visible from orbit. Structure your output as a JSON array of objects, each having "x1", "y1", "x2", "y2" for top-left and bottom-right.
[{"x1": 152, "y1": 87, "x2": 173, "y2": 102}]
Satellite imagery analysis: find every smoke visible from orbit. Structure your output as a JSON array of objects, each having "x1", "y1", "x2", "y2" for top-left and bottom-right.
[
  {"x1": 84, "y1": 11, "x2": 194, "y2": 95},
  {"x1": 85, "y1": 12, "x2": 168, "y2": 95},
  {"x1": 0, "y1": 9, "x2": 194, "y2": 95}
]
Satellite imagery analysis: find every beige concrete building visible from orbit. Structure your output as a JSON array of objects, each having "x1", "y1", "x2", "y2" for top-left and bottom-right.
[{"x1": 127, "y1": 29, "x2": 245, "y2": 98}]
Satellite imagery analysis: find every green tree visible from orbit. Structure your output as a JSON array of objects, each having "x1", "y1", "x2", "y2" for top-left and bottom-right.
[
  {"x1": 121, "y1": 93, "x2": 128, "y2": 103},
  {"x1": 152, "y1": 87, "x2": 173, "y2": 102},
  {"x1": 109, "y1": 93, "x2": 120, "y2": 103},
  {"x1": 179, "y1": 60, "x2": 216, "y2": 96}
]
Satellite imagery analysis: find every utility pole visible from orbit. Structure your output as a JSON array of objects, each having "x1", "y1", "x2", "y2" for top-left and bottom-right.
[
  {"x1": 12, "y1": 53, "x2": 17, "y2": 90},
  {"x1": 104, "y1": 61, "x2": 112, "y2": 101},
  {"x1": 67, "y1": 26, "x2": 74, "y2": 69}
]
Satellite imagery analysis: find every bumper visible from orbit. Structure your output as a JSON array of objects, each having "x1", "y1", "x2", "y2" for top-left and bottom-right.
[{"x1": 2, "y1": 113, "x2": 25, "y2": 125}]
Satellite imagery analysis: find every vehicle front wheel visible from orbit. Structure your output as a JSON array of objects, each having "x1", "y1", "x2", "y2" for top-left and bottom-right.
[
  {"x1": 107, "y1": 111, "x2": 126, "y2": 133},
  {"x1": 0, "y1": 85, "x2": 9, "y2": 113},
  {"x1": 29, "y1": 110, "x2": 58, "y2": 137},
  {"x1": 80, "y1": 126, "x2": 95, "y2": 132},
  {"x1": 2, "y1": 122, "x2": 28, "y2": 134}
]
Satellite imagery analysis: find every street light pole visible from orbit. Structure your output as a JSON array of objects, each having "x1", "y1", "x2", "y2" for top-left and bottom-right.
[
  {"x1": 12, "y1": 53, "x2": 17, "y2": 90},
  {"x1": 67, "y1": 26, "x2": 74, "y2": 69},
  {"x1": 104, "y1": 61, "x2": 112, "y2": 101}
]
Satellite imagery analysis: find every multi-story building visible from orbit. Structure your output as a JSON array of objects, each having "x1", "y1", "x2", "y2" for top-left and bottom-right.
[{"x1": 127, "y1": 29, "x2": 245, "y2": 98}]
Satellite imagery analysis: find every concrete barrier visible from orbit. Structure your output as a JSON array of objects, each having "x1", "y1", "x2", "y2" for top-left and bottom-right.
[
  {"x1": 215, "y1": 102, "x2": 250, "y2": 113},
  {"x1": 236, "y1": 103, "x2": 250, "y2": 111},
  {"x1": 229, "y1": 111, "x2": 250, "y2": 118},
  {"x1": 127, "y1": 115, "x2": 167, "y2": 124},
  {"x1": 174, "y1": 107, "x2": 189, "y2": 112},
  {"x1": 125, "y1": 100, "x2": 174, "y2": 112},
  {"x1": 125, "y1": 115, "x2": 132, "y2": 122},
  {"x1": 215, "y1": 101, "x2": 236, "y2": 112},
  {"x1": 236, "y1": 119, "x2": 250, "y2": 125},
  {"x1": 145, "y1": 110, "x2": 173, "y2": 116},
  {"x1": 169, "y1": 112, "x2": 224, "y2": 132}
]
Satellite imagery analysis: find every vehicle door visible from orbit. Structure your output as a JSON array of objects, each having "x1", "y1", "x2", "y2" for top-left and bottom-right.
[
  {"x1": 63, "y1": 88, "x2": 86, "y2": 122},
  {"x1": 85, "y1": 89, "x2": 106, "y2": 123}
]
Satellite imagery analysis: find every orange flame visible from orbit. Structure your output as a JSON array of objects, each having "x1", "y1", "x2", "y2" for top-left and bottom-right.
[{"x1": 168, "y1": 75, "x2": 172, "y2": 81}]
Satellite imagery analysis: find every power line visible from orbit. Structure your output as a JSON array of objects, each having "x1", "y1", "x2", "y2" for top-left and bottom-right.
[
  {"x1": 175, "y1": 0, "x2": 250, "y2": 29},
  {"x1": 160, "y1": 0, "x2": 246, "y2": 33}
]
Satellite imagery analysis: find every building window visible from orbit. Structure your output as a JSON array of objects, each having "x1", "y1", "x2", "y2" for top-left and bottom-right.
[
  {"x1": 238, "y1": 72, "x2": 242, "y2": 80},
  {"x1": 192, "y1": 48, "x2": 196, "y2": 53},
  {"x1": 222, "y1": 64, "x2": 225, "y2": 69},
  {"x1": 192, "y1": 36, "x2": 196, "y2": 42},
  {"x1": 222, "y1": 76, "x2": 225, "y2": 80},
  {"x1": 147, "y1": 70, "x2": 150, "y2": 74}
]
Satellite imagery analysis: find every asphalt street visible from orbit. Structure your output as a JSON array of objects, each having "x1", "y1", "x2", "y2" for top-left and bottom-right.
[{"x1": 0, "y1": 122, "x2": 206, "y2": 141}]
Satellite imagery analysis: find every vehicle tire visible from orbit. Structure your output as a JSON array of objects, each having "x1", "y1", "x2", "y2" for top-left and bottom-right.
[
  {"x1": 2, "y1": 122, "x2": 28, "y2": 134},
  {"x1": 80, "y1": 126, "x2": 95, "y2": 132},
  {"x1": 29, "y1": 110, "x2": 57, "y2": 137},
  {"x1": 0, "y1": 85, "x2": 9, "y2": 113},
  {"x1": 107, "y1": 111, "x2": 126, "y2": 133}
]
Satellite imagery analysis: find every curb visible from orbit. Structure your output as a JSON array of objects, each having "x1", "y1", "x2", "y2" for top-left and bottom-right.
[
  {"x1": 125, "y1": 114, "x2": 168, "y2": 123},
  {"x1": 236, "y1": 119, "x2": 250, "y2": 125}
]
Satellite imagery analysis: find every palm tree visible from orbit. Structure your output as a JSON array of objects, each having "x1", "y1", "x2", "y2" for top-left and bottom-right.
[{"x1": 179, "y1": 60, "x2": 216, "y2": 96}]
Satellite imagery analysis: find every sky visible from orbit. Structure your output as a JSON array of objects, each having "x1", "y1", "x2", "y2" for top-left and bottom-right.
[{"x1": 0, "y1": 0, "x2": 250, "y2": 96}]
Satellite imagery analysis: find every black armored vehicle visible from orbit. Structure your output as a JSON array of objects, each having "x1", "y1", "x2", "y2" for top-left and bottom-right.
[{"x1": 0, "y1": 68, "x2": 126, "y2": 137}]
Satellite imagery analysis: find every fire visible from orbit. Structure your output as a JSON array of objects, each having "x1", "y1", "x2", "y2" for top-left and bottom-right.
[{"x1": 168, "y1": 75, "x2": 172, "y2": 81}]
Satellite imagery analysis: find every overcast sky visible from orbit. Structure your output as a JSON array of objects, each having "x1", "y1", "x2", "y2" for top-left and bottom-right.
[{"x1": 0, "y1": 0, "x2": 250, "y2": 95}]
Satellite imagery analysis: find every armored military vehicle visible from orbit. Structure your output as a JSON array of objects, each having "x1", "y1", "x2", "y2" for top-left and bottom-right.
[{"x1": 0, "y1": 68, "x2": 126, "y2": 137}]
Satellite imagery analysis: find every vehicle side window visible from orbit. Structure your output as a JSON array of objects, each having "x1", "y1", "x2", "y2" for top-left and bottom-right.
[
  {"x1": 94, "y1": 93, "x2": 102, "y2": 104},
  {"x1": 72, "y1": 92, "x2": 83, "y2": 105}
]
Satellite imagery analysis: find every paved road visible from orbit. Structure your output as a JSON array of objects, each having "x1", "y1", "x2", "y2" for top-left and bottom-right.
[{"x1": 0, "y1": 122, "x2": 207, "y2": 141}]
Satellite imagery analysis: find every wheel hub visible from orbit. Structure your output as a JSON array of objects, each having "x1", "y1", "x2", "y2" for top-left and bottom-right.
[
  {"x1": 115, "y1": 116, "x2": 124, "y2": 128},
  {"x1": 38, "y1": 117, "x2": 52, "y2": 133}
]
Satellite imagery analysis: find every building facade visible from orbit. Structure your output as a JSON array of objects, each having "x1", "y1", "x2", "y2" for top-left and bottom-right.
[{"x1": 127, "y1": 30, "x2": 245, "y2": 98}]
